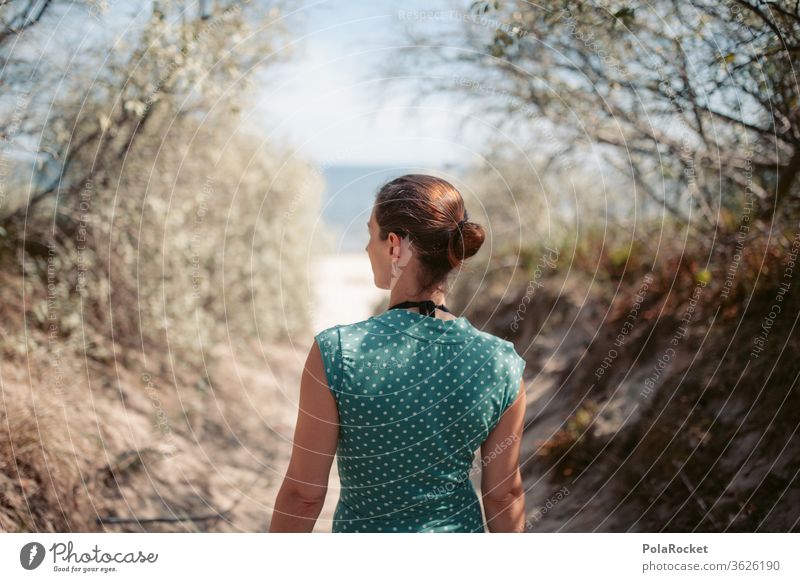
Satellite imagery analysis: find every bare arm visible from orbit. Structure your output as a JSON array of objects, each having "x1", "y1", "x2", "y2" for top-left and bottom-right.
[
  {"x1": 269, "y1": 340, "x2": 339, "y2": 532},
  {"x1": 480, "y1": 378, "x2": 526, "y2": 533}
]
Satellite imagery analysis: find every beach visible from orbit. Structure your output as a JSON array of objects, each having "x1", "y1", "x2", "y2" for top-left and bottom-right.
[{"x1": 311, "y1": 251, "x2": 387, "y2": 332}]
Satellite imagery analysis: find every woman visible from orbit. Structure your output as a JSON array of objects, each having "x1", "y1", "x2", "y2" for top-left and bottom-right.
[{"x1": 270, "y1": 174, "x2": 527, "y2": 533}]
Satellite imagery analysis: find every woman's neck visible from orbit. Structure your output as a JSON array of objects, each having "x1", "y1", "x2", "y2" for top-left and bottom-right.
[
  {"x1": 389, "y1": 289, "x2": 447, "y2": 308},
  {"x1": 388, "y1": 286, "x2": 455, "y2": 319}
]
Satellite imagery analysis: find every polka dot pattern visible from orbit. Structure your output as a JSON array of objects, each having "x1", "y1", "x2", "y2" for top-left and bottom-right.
[{"x1": 314, "y1": 309, "x2": 526, "y2": 533}]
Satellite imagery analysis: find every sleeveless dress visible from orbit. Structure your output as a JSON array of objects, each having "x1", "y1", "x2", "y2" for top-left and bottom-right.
[{"x1": 314, "y1": 308, "x2": 526, "y2": 533}]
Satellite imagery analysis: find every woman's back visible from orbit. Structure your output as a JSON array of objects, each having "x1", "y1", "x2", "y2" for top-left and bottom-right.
[{"x1": 315, "y1": 308, "x2": 526, "y2": 532}]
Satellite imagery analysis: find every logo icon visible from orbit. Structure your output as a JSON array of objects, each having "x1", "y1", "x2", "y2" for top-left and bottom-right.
[{"x1": 20, "y1": 542, "x2": 46, "y2": 570}]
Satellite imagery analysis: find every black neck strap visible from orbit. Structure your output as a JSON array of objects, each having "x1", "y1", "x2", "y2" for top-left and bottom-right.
[{"x1": 388, "y1": 300, "x2": 451, "y2": 318}]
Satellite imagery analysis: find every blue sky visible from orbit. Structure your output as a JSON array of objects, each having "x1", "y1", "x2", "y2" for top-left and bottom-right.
[
  {"x1": 11, "y1": 0, "x2": 490, "y2": 169},
  {"x1": 257, "y1": 0, "x2": 487, "y2": 167}
]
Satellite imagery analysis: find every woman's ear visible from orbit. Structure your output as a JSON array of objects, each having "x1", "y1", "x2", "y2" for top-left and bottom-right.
[
  {"x1": 389, "y1": 234, "x2": 413, "y2": 290},
  {"x1": 388, "y1": 232, "x2": 400, "y2": 257}
]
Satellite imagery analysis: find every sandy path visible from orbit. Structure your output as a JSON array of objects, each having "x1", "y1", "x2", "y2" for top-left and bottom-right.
[
  {"x1": 258, "y1": 252, "x2": 581, "y2": 532},
  {"x1": 310, "y1": 252, "x2": 387, "y2": 331},
  {"x1": 254, "y1": 252, "x2": 386, "y2": 531},
  {"x1": 311, "y1": 252, "x2": 386, "y2": 529}
]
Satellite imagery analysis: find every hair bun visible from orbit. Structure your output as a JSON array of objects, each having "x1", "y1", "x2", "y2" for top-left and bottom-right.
[{"x1": 447, "y1": 218, "x2": 484, "y2": 268}]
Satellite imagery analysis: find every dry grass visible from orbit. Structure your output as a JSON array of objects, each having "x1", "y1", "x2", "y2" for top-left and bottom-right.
[
  {"x1": 457, "y1": 215, "x2": 800, "y2": 531},
  {"x1": 0, "y1": 335, "x2": 305, "y2": 532}
]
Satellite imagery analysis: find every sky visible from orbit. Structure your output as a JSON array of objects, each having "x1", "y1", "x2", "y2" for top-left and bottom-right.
[
  {"x1": 6, "y1": 0, "x2": 497, "y2": 170},
  {"x1": 14, "y1": 0, "x2": 494, "y2": 169},
  {"x1": 256, "y1": 0, "x2": 487, "y2": 167}
]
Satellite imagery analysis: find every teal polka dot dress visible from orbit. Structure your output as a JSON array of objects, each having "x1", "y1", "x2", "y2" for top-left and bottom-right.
[{"x1": 314, "y1": 309, "x2": 526, "y2": 533}]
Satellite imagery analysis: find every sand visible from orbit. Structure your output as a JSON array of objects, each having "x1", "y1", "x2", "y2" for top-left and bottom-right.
[
  {"x1": 260, "y1": 252, "x2": 387, "y2": 531},
  {"x1": 311, "y1": 251, "x2": 387, "y2": 332}
]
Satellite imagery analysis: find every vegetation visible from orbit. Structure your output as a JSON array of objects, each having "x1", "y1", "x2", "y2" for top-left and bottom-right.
[
  {"x1": 415, "y1": 1, "x2": 800, "y2": 530},
  {"x1": 1, "y1": 1, "x2": 322, "y2": 531}
]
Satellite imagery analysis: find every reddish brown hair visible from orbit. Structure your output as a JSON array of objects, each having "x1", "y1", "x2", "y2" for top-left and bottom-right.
[{"x1": 374, "y1": 174, "x2": 486, "y2": 294}]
